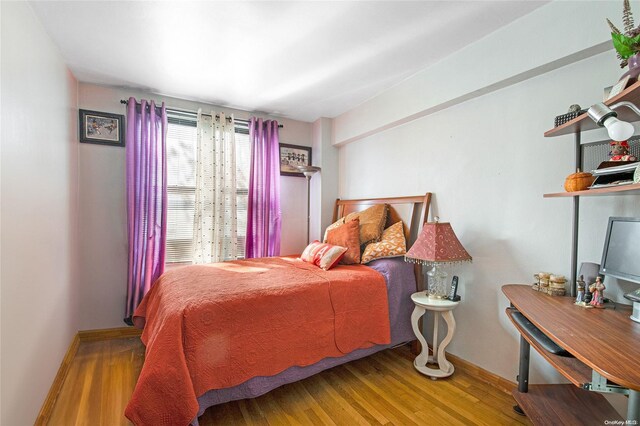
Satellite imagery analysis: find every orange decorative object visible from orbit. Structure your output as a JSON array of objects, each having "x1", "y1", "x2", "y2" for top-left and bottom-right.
[{"x1": 564, "y1": 169, "x2": 595, "y2": 192}]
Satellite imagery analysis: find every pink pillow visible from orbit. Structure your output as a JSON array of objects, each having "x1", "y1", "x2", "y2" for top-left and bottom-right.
[{"x1": 300, "y1": 241, "x2": 347, "y2": 270}]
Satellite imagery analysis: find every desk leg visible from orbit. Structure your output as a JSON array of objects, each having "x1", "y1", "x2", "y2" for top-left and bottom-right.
[
  {"x1": 629, "y1": 390, "x2": 640, "y2": 423},
  {"x1": 517, "y1": 334, "x2": 530, "y2": 392},
  {"x1": 514, "y1": 334, "x2": 530, "y2": 416}
]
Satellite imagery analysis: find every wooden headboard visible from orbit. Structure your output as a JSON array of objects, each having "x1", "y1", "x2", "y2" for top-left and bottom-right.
[
  {"x1": 332, "y1": 193, "x2": 432, "y2": 290},
  {"x1": 332, "y1": 193, "x2": 432, "y2": 249}
]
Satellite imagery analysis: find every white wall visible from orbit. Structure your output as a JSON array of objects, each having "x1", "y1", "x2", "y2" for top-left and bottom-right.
[
  {"x1": 1, "y1": 3, "x2": 80, "y2": 424},
  {"x1": 311, "y1": 117, "x2": 339, "y2": 242},
  {"x1": 77, "y1": 83, "x2": 314, "y2": 329},
  {"x1": 334, "y1": 0, "x2": 638, "y2": 414}
]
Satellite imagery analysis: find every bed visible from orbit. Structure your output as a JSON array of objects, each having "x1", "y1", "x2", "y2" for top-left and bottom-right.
[{"x1": 125, "y1": 194, "x2": 432, "y2": 426}]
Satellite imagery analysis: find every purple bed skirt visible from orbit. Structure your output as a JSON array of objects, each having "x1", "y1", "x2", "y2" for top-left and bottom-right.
[{"x1": 193, "y1": 257, "x2": 416, "y2": 424}]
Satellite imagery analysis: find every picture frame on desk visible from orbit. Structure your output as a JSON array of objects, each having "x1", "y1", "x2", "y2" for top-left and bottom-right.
[{"x1": 606, "y1": 75, "x2": 632, "y2": 101}]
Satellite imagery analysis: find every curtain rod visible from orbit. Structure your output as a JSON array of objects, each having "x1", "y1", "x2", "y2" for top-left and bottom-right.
[{"x1": 120, "y1": 99, "x2": 283, "y2": 128}]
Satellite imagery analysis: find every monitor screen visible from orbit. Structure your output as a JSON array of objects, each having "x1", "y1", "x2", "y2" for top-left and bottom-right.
[{"x1": 600, "y1": 217, "x2": 640, "y2": 284}]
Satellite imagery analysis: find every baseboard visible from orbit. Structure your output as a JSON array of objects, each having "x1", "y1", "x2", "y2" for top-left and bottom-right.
[
  {"x1": 446, "y1": 351, "x2": 517, "y2": 395},
  {"x1": 405, "y1": 342, "x2": 516, "y2": 395},
  {"x1": 78, "y1": 326, "x2": 142, "y2": 341},
  {"x1": 34, "y1": 333, "x2": 80, "y2": 426}
]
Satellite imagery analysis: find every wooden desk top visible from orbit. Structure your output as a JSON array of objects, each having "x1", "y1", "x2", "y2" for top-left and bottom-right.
[{"x1": 503, "y1": 284, "x2": 640, "y2": 391}]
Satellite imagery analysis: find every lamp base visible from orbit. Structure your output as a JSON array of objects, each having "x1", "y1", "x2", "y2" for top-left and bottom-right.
[
  {"x1": 428, "y1": 294, "x2": 448, "y2": 300},
  {"x1": 427, "y1": 265, "x2": 448, "y2": 299}
]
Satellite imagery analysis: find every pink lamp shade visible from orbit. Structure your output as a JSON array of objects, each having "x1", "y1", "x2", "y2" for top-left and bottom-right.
[{"x1": 405, "y1": 220, "x2": 471, "y2": 265}]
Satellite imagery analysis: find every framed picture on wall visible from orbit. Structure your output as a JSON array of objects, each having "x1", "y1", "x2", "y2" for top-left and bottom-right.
[
  {"x1": 279, "y1": 143, "x2": 311, "y2": 177},
  {"x1": 79, "y1": 109, "x2": 125, "y2": 147}
]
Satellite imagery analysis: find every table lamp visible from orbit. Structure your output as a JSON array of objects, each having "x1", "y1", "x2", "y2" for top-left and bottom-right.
[
  {"x1": 296, "y1": 165, "x2": 321, "y2": 245},
  {"x1": 404, "y1": 217, "x2": 472, "y2": 298}
]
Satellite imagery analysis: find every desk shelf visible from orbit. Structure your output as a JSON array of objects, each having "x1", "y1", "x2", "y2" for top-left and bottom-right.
[{"x1": 512, "y1": 385, "x2": 622, "y2": 426}]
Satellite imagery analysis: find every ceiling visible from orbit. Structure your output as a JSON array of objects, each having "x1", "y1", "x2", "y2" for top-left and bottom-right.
[{"x1": 30, "y1": 1, "x2": 546, "y2": 122}]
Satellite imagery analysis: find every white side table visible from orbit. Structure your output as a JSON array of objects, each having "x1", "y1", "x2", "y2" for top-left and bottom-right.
[{"x1": 411, "y1": 291, "x2": 459, "y2": 379}]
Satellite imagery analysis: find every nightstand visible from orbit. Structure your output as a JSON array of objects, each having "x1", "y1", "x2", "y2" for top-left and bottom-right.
[{"x1": 411, "y1": 291, "x2": 460, "y2": 379}]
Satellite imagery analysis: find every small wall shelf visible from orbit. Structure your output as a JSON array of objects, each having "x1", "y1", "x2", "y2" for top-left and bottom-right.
[
  {"x1": 544, "y1": 182, "x2": 640, "y2": 198},
  {"x1": 545, "y1": 80, "x2": 640, "y2": 137}
]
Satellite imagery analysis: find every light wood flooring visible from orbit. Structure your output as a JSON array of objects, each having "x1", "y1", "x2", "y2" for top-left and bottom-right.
[{"x1": 48, "y1": 337, "x2": 530, "y2": 425}]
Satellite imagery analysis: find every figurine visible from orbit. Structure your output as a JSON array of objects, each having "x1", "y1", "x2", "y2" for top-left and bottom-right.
[
  {"x1": 609, "y1": 141, "x2": 638, "y2": 161},
  {"x1": 575, "y1": 275, "x2": 593, "y2": 308},
  {"x1": 575, "y1": 276, "x2": 586, "y2": 304},
  {"x1": 589, "y1": 277, "x2": 606, "y2": 308},
  {"x1": 584, "y1": 285, "x2": 593, "y2": 304}
]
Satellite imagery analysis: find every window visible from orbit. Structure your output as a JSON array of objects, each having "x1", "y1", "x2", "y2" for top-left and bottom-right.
[{"x1": 165, "y1": 113, "x2": 250, "y2": 263}]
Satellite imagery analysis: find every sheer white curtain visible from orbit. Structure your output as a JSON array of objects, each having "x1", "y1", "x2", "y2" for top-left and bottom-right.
[{"x1": 192, "y1": 110, "x2": 237, "y2": 263}]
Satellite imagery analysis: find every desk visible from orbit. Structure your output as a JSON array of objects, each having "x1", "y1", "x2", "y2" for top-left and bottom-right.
[{"x1": 503, "y1": 284, "x2": 640, "y2": 424}]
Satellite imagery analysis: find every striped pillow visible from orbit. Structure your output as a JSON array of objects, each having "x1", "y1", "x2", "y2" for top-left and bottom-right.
[{"x1": 301, "y1": 241, "x2": 347, "y2": 270}]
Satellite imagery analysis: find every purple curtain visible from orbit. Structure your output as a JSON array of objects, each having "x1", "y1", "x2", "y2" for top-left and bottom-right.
[
  {"x1": 246, "y1": 117, "x2": 281, "y2": 258},
  {"x1": 125, "y1": 97, "x2": 168, "y2": 321}
]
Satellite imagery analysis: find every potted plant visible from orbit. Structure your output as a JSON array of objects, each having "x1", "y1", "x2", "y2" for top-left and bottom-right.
[{"x1": 608, "y1": 0, "x2": 640, "y2": 77}]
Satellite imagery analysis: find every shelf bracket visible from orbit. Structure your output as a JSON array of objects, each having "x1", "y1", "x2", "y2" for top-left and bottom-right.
[
  {"x1": 584, "y1": 370, "x2": 629, "y2": 395},
  {"x1": 586, "y1": 373, "x2": 640, "y2": 422}
]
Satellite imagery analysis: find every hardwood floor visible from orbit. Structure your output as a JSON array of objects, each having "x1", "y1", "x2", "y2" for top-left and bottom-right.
[{"x1": 48, "y1": 337, "x2": 530, "y2": 425}]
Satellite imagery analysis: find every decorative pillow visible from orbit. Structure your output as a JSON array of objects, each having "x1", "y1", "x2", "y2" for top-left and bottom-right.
[
  {"x1": 326, "y1": 218, "x2": 361, "y2": 264},
  {"x1": 300, "y1": 241, "x2": 347, "y2": 270},
  {"x1": 323, "y1": 217, "x2": 345, "y2": 242},
  {"x1": 361, "y1": 221, "x2": 407, "y2": 264},
  {"x1": 345, "y1": 204, "x2": 388, "y2": 245}
]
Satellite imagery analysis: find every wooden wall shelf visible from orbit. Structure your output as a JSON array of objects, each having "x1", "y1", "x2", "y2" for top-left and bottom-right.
[
  {"x1": 542, "y1": 78, "x2": 640, "y2": 295},
  {"x1": 544, "y1": 182, "x2": 640, "y2": 198},
  {"x1": 545, "y1": 80, "x2": 640, "y2": 138}
]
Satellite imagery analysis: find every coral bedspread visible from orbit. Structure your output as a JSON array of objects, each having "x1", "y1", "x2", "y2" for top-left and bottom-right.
[{"x1": 125, "y1": 256, "x2": 390, "y2": 426}]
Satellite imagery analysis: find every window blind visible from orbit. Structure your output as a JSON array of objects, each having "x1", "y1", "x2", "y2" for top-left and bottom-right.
[
  {"x1": 165, "y1": 115, "x2": 250, "y2": 263},
  {"x1": 234, "y1": 127, "x2": 250, "y2": 259},
  {"x1": 166, "y1": 119, "x2": 197, "y2": 263}
]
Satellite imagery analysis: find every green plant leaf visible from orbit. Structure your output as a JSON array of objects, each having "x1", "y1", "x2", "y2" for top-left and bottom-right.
[{"x1": 612, "y1": 32, "x2": 640, "y2": 58}]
